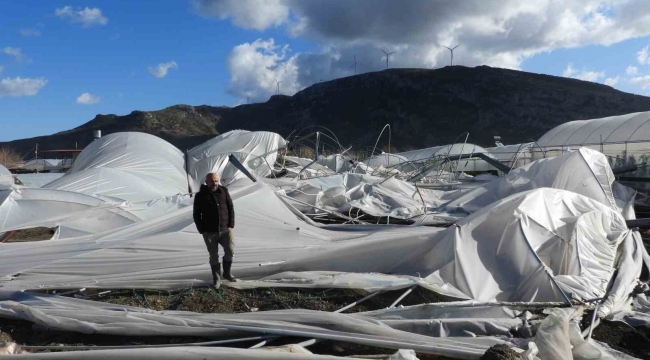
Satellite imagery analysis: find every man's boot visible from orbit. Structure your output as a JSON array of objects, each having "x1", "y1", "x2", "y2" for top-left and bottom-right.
[
  {"x1": 210, "y1": 263, "x2": 221, "y2": 288},
  {"x1": 223, "y1": 261, "x2": 238, "y2": 282}
]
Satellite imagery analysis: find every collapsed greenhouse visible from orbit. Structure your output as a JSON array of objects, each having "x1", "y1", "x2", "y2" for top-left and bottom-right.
[{"x1": 1, "y1": 117, "x2": 650, "y2": 359}]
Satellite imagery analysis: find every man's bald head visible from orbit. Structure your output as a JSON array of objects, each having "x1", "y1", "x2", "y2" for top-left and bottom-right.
[{"x1": 206, "y1": 173, "x2": 220, "y2": 191}]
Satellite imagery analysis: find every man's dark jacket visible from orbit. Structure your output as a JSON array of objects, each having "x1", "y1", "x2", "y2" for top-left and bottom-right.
[{"x1": 193, "y1": 184, "x2": 235, "y2": 234}]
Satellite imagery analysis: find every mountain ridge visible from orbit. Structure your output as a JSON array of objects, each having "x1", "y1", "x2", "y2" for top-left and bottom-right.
[{"x1": 4, "y1": 65, "x2": 650, "y2": 155}]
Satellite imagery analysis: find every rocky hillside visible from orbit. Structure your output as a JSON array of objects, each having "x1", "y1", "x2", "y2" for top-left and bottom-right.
[{"x1": 4, "y1": 66, "x2": 650, "y2": 154}]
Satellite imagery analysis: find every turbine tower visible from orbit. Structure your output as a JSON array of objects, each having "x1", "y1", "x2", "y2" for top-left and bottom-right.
[
  {"x1": 275, "y1": 80, "x2": 282, "y2": 95},
  {"x1": 350, "y1": 55, "x2": 358, "y2": 75},
  {"x1": 443, "y1": 44, "x2": 460, "y2": 66},
  {"x1": 380, "y1": 49, "x2": 396, "y2": 69}
]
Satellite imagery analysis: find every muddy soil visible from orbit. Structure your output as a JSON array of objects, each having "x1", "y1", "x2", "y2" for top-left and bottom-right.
[
  {"x1": 98, "y1": 286, "x2": 459, "y2": 314},
  {"x1": 2, "y1": 227, "x2": 55, "y2": 242},
  {"x1": 592, "y1": 319, "x2": 650, "y2": 359}
]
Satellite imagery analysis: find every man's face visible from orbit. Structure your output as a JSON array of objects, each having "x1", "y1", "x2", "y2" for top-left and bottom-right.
[{"x1": 206, "y1": 174, "x2": 220, "y2": 191}]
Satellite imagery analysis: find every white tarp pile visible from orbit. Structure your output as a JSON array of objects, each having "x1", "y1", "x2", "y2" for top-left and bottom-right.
[
  {"x1": 187, "y1": 130, "x2": 286, "y2": 188},
  {"x1": 365, "y1": 153, "x2": 419, "y2": 175},
  {"x1": 284, "y1": 156, "x2": 337, "y2": 178},
  {"x1": 0, "y1": 133, "x2": 191, "y2": 239},
  {"x1": 316, "y1": 154, "x2": 356, "y2": 173},
  {"x1": 0, "y1": 131, "x2": 286, "y2": 239},
  {"x1": 434, "y1": 148, "x2": 636, "y2": 222},
  {"x1": 277, "y1": 173, "x2": 445, "y2": 220},
  {"x1": 1, "y1": 131, "x2": 650, "y2": 359}
]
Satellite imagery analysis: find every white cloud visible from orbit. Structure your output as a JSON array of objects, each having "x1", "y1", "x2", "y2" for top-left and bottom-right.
[
  {"x1": 76, "y1": 92, "x2": 100, "y2": 105},
  {"x1": 206, "y1": 0, "x2": 650, "y2": 99},
  {"x1": 562, "y1": 64, "x2": 605, "y2": 82},
  {"x1": 604, "y1": 76, "x2": 620, "y2": 86},
  {"x1": 562, "y1": 64, "x2": 576, "y2": 77},
  {"x1": 192, "y1": 0, "x2": 289, "y2": 30},
  {"x1": 0, "y1": 77, "x2": 47, "y2": 97},
  {"x1": 638, "y1": 45, "x2": 650, "y2": 65},
  {"x1": 227, "y1": 38, "x2": 299, "y2": 101},
  {"x1": 3, "y1": 47, "x2": 22, "y2": 60},
  {"x1": 55, "y1": 6, "x2": 108, "y2": 27},
  {"x1": 148, "y1": 61, "x2": 178, "y2": 78},
  {"x1": 19, "y1": 28, "x2": 41, "y2": 37},
  {"x1": 630, "y1": 75, "x2": 650, "y2": 89},
  {"x1": 626, "y1": 65, "x2": 639, "y2": 75}
]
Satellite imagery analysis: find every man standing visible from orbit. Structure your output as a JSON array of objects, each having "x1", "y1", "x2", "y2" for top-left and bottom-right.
[{"x1": 193, "y1": 173, "x2": 237, "y2": 285}]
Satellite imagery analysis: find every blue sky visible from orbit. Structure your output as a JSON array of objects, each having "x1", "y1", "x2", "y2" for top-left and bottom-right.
[{"x1": 2, "y1": 0, "x2": 650, "y2": 141}]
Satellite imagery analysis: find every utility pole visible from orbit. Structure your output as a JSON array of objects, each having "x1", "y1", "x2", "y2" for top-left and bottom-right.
[{"x1": 35, "y1": 143, "x2": 39, "y2": 174}]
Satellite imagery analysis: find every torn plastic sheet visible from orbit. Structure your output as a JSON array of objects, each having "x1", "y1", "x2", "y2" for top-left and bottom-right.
[
  {"x1": 598, "y1": 230, "x2": 649, "y2": 318},
  {"x1": 0, "y1": 188, "x2": 138, "y2": 234},
  {"x1": 0, "y1": 290, "x2": 505, "y2": 359},
  {"x1": 530, "y1": 306, "x2": 632, "y2": 360},
  {"x1": 262, "y1": 188, "x2": 628, "y2": 302},
  {"x1": 360, "y1": 303, "x2": 528, "y2": 338},
  {"x1": 316, "y1": 154, "x2": 357, "y2": 173},
  {"x1": 365, "y1": 153, "x2": 419, "y2": 174},
  {"x1": 0, "y1": 188, "x2": 193, "y2": 239},
  {"x1": 279, "y1": 173, "x2": 445, "y2": 219},
  {"x1": 0, "y1": 346, "x2": 370, "y2": 359},
  {"x1": 437, "y1": 147, "x2": 629, "y2": 220},
  {"x1": 0, "y1": 183, "x2": 630, "y2": 309},
  {"x1": 187, "y1": 130, "x2": 286, "y2": 189}
]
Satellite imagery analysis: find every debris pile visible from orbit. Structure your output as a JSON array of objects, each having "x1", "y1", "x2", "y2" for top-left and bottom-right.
[{"x1": 0, "y1": 129, "x2": 649, "y2": 359}]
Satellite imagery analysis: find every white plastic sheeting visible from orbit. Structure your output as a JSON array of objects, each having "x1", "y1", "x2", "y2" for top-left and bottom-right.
[
  {"x1": 390, "y1": 144, "x2": 500, "y2": 174},
  {"x1": 284, "y1": 156, "x2": 337, "y2": 178},
  {"x1": 0, "y1": 164, "x2": 12, "y2": 191},
  {"x1": 538, "y1": 111, "x2": 650, "y2": 147},
  {"x1": 187, "y1": 130, "x2": 286, "y2": 189},
  {"x1": 0, "y1": 290, "x2": 506, "y2": 359},
  {"x1": 15, "y1": 173, "x2": 64, "y2": 188},
  {"x1": 365, "y1": 154, "x2": 419, "y2": 174},
  {"x1": 484, "y1": 143, "x2": 533, "y2": 171},
  {"x1": 396, "y1": 144, "x2": 490, "y2": 163},
  {"x1": 269, "y1": 188, "x2": 627, "y2": 303},
  {"x1": 1, "y1": 130, "x2": 649, "y2": 359},
  {"x1": 0, "y1": 188, "x2": 139, "y2": 236},
  {"x1": 437, "y1": 148, "x2": 624, "y2": 218},
  {"x1": 279, "y1": 174, "x2": 444, "y2": 219},
  {"x1": 0, "y1": 178, "x2": 631, "y2": 308},
  {"x1": 43, "y1": 132, "x2": 188, "y2": 202},
  {"x1": 316, "y1": 154, "x2": 356, "y2": 173}
]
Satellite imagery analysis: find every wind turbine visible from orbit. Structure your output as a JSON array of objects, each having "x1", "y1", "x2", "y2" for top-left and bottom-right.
[
  {"x1": 443, "y1": 44, "x2": 460, "y2": 66},
  {"x1": 275, "y1": 80, "x2": 282, "y2": 95},
  {"x1": 380, "y1": 49, "x2": 396, "y2": 69},
  {"x1": 350, "y1": 55, "x2": 358, "y2": 75}
]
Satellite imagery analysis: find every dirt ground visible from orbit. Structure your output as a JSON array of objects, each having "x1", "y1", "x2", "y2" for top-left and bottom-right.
[
  {"x1": 592, "y1": 319, "x2": 650, "y2": 359},
  {"x1": 2, "y1": 227, "x2": 55, "y2": 242},
  {"x1": 98, "y1": 286, "x2": 459, "y2": 314}
]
